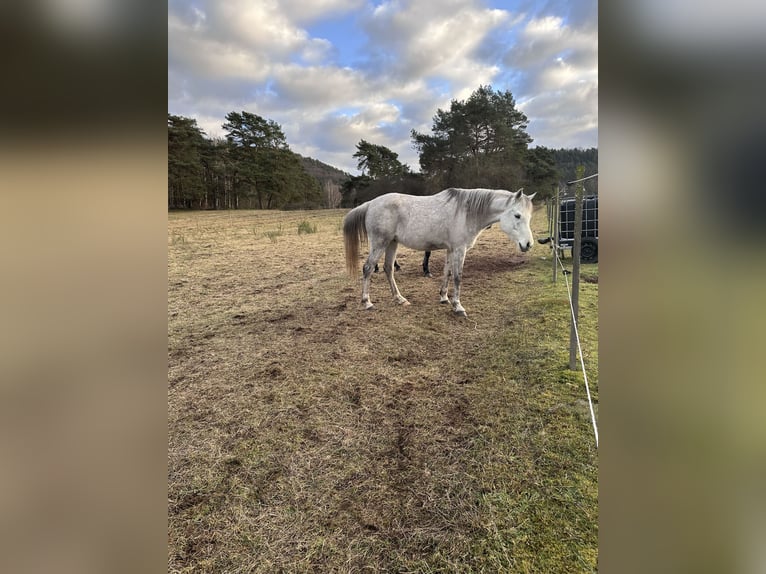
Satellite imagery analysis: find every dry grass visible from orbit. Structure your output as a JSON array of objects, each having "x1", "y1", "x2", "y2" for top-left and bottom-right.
[{"x1": 168, "y1": 206, "x2": 598, "y2": 573}]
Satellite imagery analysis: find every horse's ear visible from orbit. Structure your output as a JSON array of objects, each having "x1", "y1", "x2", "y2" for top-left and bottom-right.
[
  {"x1": 514, "y1": 188, "x2": 523, "y2": 199},
  {"x1": 526, "y1": 192, "x2": 536, "y2": 200}
]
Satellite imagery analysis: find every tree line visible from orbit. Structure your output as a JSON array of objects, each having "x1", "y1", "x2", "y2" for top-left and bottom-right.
[
  {"x1": 169, "y1": 85, "x2": 597, "y2": 210},
  {"x1": 168, "y1": 111, "x2": 325, "y2": 210}
]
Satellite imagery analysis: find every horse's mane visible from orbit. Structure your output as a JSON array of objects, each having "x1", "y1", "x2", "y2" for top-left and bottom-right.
[{"x1": 444, "y1": 188, "x2": 508, "y2": 224}]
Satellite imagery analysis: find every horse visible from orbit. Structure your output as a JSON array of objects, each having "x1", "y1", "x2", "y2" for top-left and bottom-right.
[{"x1": 343, "y1": 187, "x2": 535, "y2": 317}]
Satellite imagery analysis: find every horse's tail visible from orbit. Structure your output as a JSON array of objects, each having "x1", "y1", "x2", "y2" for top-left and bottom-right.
[{"x1": 343, "y1": 204, "x2": 368, "y2": 276}]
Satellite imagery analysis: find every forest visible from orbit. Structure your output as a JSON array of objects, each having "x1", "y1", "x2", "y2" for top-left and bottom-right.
[{"x1": 168, "y1": 86, "x2": 597, "y2": 210}]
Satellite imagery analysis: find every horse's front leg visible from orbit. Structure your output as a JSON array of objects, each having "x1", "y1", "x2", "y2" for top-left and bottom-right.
[
  {"x1": 439, "y1": 251, "x2": 452, "y2": 304},
  {"x1": 450, "y1": 247, "x2": 468, "y2": 317}
]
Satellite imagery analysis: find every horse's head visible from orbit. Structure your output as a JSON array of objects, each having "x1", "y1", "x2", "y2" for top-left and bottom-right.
[{"x1": 499, "y1": 188, "x2": 536, "y2": 252}]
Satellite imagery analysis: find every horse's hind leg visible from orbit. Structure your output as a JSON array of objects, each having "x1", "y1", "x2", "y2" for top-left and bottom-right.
[
  {"x1": 361, "y1": 244, "x2": 386, "y2": 310},
  {"x1": 449, "y1": 247, "x2": 468, "y2": 317},
  {"x1": 384, "y1": 241, "x2": 409, "y2": 306}
]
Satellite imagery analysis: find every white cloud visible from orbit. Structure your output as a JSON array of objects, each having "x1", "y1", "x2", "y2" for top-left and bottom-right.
[
  {"x1": 520, "y1": 81, "x2": 598, "y2": 148},
  {"x1": 269, "y1": 65, "x2": 368, "y2": 110},
  {"x1": 362, "y1": 0, "x2": 509, "y2": 87},
  {"x1": 168, "y1": 0, "x2": 598, "y2": 173},
  {"x1": 506, "y1": 15, "x2": 595, "y2": 72},
  {"x1": 275, "y1": 101, "x2": 418, "y2": 173},
  {"x1": 205, "y1": 1, "x2": 309, "y2": 55},
  {"x1": 506, "y1": 13, "x2": 598, "y2": 149},
  {"x1": 301, "y1": 38, "x2": 335, "y2": 64},
  {"x1": 278, "y1": 0, "x2": 365, "y2": 24}
]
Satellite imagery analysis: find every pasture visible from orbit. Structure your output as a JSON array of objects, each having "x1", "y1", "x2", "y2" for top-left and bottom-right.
[{"x1": 168, "y1": 205, "x2": 598, "y2": 572}]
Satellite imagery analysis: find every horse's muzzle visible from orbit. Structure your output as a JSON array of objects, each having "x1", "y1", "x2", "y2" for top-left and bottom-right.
[{"x1": 519, "y1": 241, "x2": 531, "y2": 252}]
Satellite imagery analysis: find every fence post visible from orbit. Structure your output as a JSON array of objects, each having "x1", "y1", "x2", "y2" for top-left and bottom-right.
[
  {"x1": 552, "y1": 185, "x2": 559, "y2": 283},
  {"x1": 545, "y1": 197, "x2": 550, "y2": 232},
  {"x1": 569, "y1": 166, "x2": 585, "y2": 370}
]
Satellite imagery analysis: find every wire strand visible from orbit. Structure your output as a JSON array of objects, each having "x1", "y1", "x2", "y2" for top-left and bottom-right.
[
  {"x1": 566, "y1": 173, "x2": 599, "y2": 185},
  {"x1": 554, "y1": 243, "x2": 599, "y2": 448}
]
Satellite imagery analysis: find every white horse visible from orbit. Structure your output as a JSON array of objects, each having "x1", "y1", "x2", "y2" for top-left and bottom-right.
[{"x1": 343, "y1": 187, "x2": 535, "y2": 317}]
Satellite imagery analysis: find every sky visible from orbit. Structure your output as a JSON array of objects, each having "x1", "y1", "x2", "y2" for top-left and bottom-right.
[{"x1": 168, "y1": 0, "x2": 597, "y2": 175}]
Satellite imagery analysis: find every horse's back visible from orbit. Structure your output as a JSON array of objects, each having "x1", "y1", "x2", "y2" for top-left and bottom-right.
[{"x1": 364, "y1": 192, "x2": 453, "y2": 251}]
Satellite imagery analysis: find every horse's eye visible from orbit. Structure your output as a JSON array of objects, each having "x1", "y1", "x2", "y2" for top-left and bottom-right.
[{"x1": 514, "y1": 213, "x2": 521, "y2": 219}]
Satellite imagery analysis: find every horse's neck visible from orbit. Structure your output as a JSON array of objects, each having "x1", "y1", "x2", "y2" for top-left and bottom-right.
[{"x1": 471, "y1": 192, "x2": 511, "y2": 231}]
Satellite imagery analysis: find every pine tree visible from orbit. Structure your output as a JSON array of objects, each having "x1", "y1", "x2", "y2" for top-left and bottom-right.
[
  {"x1": 411, "y1": 85, "x2": 531, "y2": 190},
  {"x1": 168, "y1": 114, "x2": 207, "y2": 208}
]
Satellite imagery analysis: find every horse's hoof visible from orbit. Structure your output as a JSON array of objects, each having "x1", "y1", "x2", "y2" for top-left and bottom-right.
[
  {"x1": 424, "y1": 272, "x2": 433, "y2": 278},
  {"x1": 363, "y1": 302, "x2": 374, "y2": 310},
  {"x1": 454, "y1": 310, "x2": 467, "y2": 318},
  {"x1": 400, "y1": 300, "x2": 410, "y2": 306}
]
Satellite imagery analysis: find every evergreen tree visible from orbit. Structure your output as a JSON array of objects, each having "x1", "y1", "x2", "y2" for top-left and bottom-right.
[
  {"x1": 411, "y1": 85, "x2": 531, "y2": 190},
  {"x1": 525, "y1": 146, "x2": 560, "y2": 200},
  {"x1": 221, "y1": 111, "x2": 322, "y2": 208},
  {"x1": 222, "y1": 111, "x2": 287, "y2": 208},
  {"x1": 342, "y1": 140, "x2": 422, "y2": 206},
  {"x1": 168, "y1": 114, "x2": 207, "y2": 208},
  {"x1": 353, "y1": 139, "x2": 410, "y2": 179}
]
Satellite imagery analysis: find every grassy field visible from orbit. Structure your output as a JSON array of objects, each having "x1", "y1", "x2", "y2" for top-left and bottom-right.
[{"x1": 168, "y1": 205, "x2": 598, "y2": 573}]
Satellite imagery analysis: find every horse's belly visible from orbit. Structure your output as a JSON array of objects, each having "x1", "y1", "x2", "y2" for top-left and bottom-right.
[{"x1": 396, "y1": 228, "x2": 448, "y2": 251}]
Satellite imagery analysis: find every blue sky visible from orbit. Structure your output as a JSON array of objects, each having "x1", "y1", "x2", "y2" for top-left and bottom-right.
[
  {"x1": 306, "y1": 11, "x2": 366, "y2": 67},
  {"x1": 168, "y1": 0, "x2": 597, "y2": 174}
]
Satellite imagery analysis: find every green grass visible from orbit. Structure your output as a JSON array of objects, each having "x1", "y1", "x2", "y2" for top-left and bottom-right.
[
  {"x1": 297, "y1": 220, "x2": 318, "y2": 234},
  {"x1": 264, "y1": 224, "x2": 284, "y2": 242},
  {"x1": 170, "y1": 231, "x2": 186, "y2": 245}
]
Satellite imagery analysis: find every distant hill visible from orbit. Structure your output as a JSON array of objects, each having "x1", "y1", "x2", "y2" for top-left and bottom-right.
[
  {"x1": 298, "y1": 155, "x2": 351, "y2": 186},
  {"x1": 296, "y1": 155, "x2": 350, "y2": 208}
]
